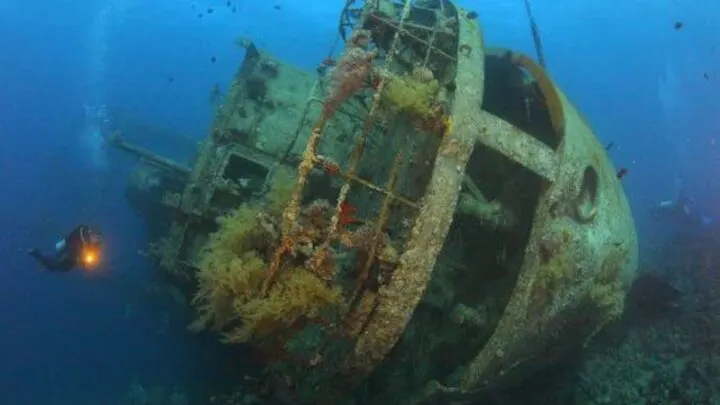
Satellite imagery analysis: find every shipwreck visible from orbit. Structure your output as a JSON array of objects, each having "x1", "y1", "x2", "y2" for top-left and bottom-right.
[{"x1": 112, "y1": 0, "x2": 638, "y2": 404}]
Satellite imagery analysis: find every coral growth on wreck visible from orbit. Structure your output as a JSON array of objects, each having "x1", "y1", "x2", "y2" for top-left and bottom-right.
[
  {"x1": 185, "y1": 162, "x2": 413, "y2": 405},
  {"x1": 189, "y1": 181, "x2": 346, "y2": 346},
  {"x1": 380, "y1": 66, "x2": 448, "y2": 134},
  {"x1": 191, "y1": 245, "x2": 343, "y2": 344},
  {"x1": 189, "y1": 171, "x2": 400, "y2": 354},
  {"x1": 323, "y1": 28, "x2": 449, "y2": 136},
  {"x1": 382, "y1": 67, "x2": 440, "y2": 119},
  {"x1": 324, "y1": 29, "x2": 377, "y2": 116}
]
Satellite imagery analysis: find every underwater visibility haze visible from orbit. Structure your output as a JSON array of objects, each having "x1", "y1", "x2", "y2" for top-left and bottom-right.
[{"x1": 1, "y1": 0, "x2": 719, "y2": 404}]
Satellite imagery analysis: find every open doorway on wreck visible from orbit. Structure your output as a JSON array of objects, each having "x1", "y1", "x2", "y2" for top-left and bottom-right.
[
  {"x1": 439, "y1": 48, "x2": 560, "y2": 370},
  {"x1": 365, "y1": 51, "x2": 561, "y2": 396}
]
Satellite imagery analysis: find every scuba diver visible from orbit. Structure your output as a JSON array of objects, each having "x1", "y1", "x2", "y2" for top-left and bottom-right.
[
  {"x1": 28, "y1": 225, "x2": 103, "y2": 272},
  {"x1": 651, "y1": 194, "x2": 693, "y2": 219},
  {"x1": 651, "y1": 192, "x2": 715, "y2": 243}
]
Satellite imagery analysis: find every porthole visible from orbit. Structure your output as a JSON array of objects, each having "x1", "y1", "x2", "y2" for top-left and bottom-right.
[{"x1": 574, "y1": 166, "x2": 599, "y2": 223}]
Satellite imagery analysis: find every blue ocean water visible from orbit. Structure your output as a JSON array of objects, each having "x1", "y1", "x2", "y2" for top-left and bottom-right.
[{"x1": 0, "y1": 0, "x2": 718, "y2": 404}]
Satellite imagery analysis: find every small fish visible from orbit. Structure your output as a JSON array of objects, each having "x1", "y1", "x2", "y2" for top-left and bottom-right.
[
  {"x1": 674, "y1": 21, "x2": 683, "y2": 30},
  {"x1": 339, "y1": 202, "x2": 358, "y2": 226},
  {"x1": 467, "y1": 11, "x2": 478, "y2": 20},
  {"x1": 274, "y1": 5, "x2": 282, "y2": 10},
  {"x1": 616, "y1": 168, "x2": 629, "y2": 179},
  {"x1": 226, "y1": 1, "x2": 231, "y2": 6},
  {"x1": 207, "y1": 7, "x2": 214, "y2": 14},
  {"x1": 321, "y1": 57, "x2": 336, "y2": 67},
  {"x1": 704, "y1": 72, "x2": 710, "y2": 80},
  {"x1": 604, "y1": 141, "x2": 615, "y2": 151},
  {"x1": 211, "y1": 56, "x2": 217, "y2": 63}
]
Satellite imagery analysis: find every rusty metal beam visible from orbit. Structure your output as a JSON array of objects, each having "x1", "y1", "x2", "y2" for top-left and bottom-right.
[{"x1": 109, "y1": 132, "x2": 191, "y2": 177}]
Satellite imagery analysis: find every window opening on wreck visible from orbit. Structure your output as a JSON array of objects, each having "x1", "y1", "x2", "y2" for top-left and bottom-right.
[
  {"x1": 207, "y1": 153, "x2": 271, "y2": 213},
  {"x1": 482, "y1": 50, "x2": 562, "y2": 150},
  {"x1": 222, "y1": 153, "x2": 269, "y2": 186}
]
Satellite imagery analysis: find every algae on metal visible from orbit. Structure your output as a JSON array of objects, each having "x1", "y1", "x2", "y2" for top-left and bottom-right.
[{"x1": 110, "y1": 0, "x2": 638, "y2": 404}]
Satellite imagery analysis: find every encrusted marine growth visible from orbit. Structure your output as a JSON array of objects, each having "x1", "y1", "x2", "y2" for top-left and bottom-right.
[
  {"x1": 325, "y1": 29, "x2": 377, "y2": 116},
  {"x1": 385, "y1": 66, "x2": 437, "y2": 101},
  {"x1": 189, "y1": 173, "x2": 347, "y2": 348},
  {"x1": 380, "y1": 66, "x2": 447, "y2": 133},
  {"x1": 189, "y1": 172, "x2": 400, "y2": 360},
  {"x1": 189, "y1": 204, "x2": 346, "y2": 345}
]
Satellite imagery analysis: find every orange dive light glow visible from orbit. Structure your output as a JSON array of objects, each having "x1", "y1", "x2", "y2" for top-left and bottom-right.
[{"x1": 81, "y1": 246, "x2": 101, "y2": 270}]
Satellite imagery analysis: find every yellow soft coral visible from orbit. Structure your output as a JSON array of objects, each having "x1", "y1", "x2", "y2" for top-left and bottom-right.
[
  {"x1": 382, "y1": 67, "x2": 441, "y2": 121},
  {"x1": 190, "y1": 250, "x2": 267, "y2": 332},
  {"x1": 265, "y1": 166, "x2": 296, "y2": 216},
  {"x1": 225, "y1": 268, "x2": 344, "y2": 344},
  {"x1": 208, "y1": 205, "x2": 260, "y2": 257},
  {"x1": 193, "y1": 241, "x2": 344, "y2": 344},
  {"x1": 189, "y1": 172, "x2": 345, "y2": 346}
]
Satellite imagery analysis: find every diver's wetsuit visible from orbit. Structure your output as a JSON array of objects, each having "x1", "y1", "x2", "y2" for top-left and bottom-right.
[{"x1": 28, "y1": 225, "x2": 92, "y2": 272}]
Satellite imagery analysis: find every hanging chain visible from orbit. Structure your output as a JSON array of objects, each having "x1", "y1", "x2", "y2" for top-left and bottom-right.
[{"x1": 522, "y1": 0, "x2": 546, "y2": 68}]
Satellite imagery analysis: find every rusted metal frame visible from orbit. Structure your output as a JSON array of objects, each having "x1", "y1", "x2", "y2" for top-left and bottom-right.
[
  {"x1": 327, "y1": 0, "x2": 416, "y2": 268},
  {"x1": 309, "y1": 83, "x2": 404, "y2": 282},
  {"x1": 429, "y1": 0, "x2": 450, "y2": 65},
  {"x1": 352, "y1": 0, "x2": 444, "y2": 301},
  {"x1": 314, "y1": 154, "x2": 419, "y2": 208},
  {"x1": 345, "y1": 172, "x2": 418, "y2": 208},
  {"x1": 263, "y1": 2, "x2": 419, "y2": 293},
  {"x1": 272, "y1": 92, "x2": 385, "y2": 183},
  {"x1": 262, "y1": 81, "x2": 323, "y2": 195},
  {"x1": 308, "y1": 0, "x2": 418, "y2": 273},
  {"x1": 353, "y1": 130, "x2": 410, "y2": 299},
  {"x1": 334, "y1": 0, "x2": 417, "y2": 339},
  {"x1": 263, "y1": 13, "x2": 393, "y2": 292},
  {"x1": 299, "y1": 97, "x2": 417, "y2": 210},
  {"x1": 262, "y1": 118, "x2": 329, "y2": 294},
  {"x1": 370, "y1": 13, "x2": 451, "y2": 37},
  {"x1": 306, "y1": 137, "x2": 366, "y2": 274},
  {"x1": 264, "y1": 76, "x2": 376, "y2": 193},
  {"x1": 422, "y1": 21, "x2": 440, "y2": 66},
  {"x1": 350, "y1": 1, "x2": 443, "y2": 298},
  {"x1": 338, "y1": 0, "x2": 357, "y2": 40},
  {"x1": 368, "y1": 14, "x2": 457, "y2": 61},
  {"x1": 347, "y1": 6, "x2": 484, "y2": 379},
  {"x1": 262, "y1": 74, "x2": 376, "y2": 194}
]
